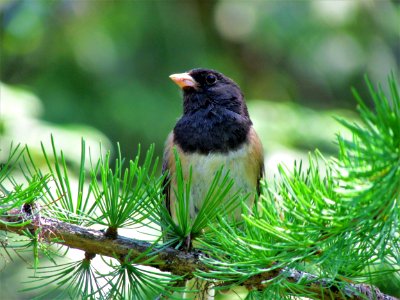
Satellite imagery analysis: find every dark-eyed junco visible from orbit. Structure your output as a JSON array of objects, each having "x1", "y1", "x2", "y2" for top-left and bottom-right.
[{"x1": 163, "y1": 68, "x2": 264, "y2": 233}]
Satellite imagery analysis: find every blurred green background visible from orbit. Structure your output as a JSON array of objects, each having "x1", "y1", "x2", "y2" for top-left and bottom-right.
[
  {"x1": 0, "y1": 0, "x2": 399, "y2": 299},
  {"x1": 1, "y1": 0, "x2": 398, "y2": 163}
]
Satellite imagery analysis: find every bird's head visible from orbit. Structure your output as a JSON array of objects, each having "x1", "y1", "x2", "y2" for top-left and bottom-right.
[{"x1": 170, "y1": 68, "x2": 249, "y2": 117}]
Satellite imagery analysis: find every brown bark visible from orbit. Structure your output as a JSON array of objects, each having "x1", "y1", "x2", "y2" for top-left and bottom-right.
[{"x1": 0, "y1": 208, "x2": 398, "y2": 300}]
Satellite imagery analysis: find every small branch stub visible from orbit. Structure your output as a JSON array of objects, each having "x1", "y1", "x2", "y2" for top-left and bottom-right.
[{"x1": 104, "y1": 227, "x2": 118, "y2": 239}]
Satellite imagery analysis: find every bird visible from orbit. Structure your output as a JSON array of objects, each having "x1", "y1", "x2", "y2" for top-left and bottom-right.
[
  {"x1": 162, "y1": 68, "x2": 264, "y2": 299},
  {"x1": 163, "y1": 68, "x2": 264, "y2": 233}
]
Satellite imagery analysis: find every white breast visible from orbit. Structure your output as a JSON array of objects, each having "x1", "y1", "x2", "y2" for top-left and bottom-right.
[{"x1": 180, "y1": 143, "x2": 255, "y2": 219}]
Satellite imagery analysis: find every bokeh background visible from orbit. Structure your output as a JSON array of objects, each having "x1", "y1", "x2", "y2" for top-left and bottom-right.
[{"x1": 0, "y1": 0, "x2": 399, "y2": 299}]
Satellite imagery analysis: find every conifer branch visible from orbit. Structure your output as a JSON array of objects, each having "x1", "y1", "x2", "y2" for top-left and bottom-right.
[{"x1": 1, "y1": 208, "x2": 398, "y2": 300}]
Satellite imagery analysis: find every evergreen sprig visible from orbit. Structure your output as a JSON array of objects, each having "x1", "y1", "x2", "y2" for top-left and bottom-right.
[
  {"x1": 89, "y1": 144, "x2": 160, "y2": 235},
  {"x1": 0, "y1": 74, "x2": 398, "y2": 299},
  {"x1": 22, "y1": 257, "x2": 103, "y2": 300},
  {"x1": 196, "y1": 75, "x2": 400, "y2": 298},
  {"x1": 335, "y1": 75, "x2": 400, "y2": 264},
  {"x1": 99, "y1": 248, "x2": 182, "y2": 300},
  {"x1": 21, "y1": 137, "x2": 97, "y2": 225},
  {"x1": 0, "y1": 143, "x2": 48, "y2": 226}
]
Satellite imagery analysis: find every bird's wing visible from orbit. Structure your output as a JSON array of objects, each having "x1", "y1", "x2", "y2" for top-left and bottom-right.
[
  {"x1": 162, "y1": 132, "x2": 175, "y2": 216},
  {"x1": 247, "y1": 126, "x2": 265, "y2": 196},
  {"x1": 257, "y1": 161, "x2": 265, "y2": 196}
]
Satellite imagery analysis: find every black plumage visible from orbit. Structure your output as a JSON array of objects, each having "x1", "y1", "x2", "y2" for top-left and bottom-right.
[{"x1": 173, "y1": 68, "x2": 252, "y2": 154}]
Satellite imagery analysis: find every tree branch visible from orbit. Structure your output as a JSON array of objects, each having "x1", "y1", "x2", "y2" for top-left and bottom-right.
[{"x1": 0, "y1": 208, "x2": 398, "y2": 300}]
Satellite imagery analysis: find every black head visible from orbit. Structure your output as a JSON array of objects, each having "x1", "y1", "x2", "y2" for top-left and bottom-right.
[
  {"x1": 170, "y1": 68, "x2": 253, "y2": 154},
  {"x1": 170, "y1": 68, "x2": 249, "y2": 117}
]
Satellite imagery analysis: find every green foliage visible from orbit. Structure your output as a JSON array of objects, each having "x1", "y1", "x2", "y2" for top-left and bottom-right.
[
  {"x1": 0, "y1": 75, "x2": 399, "y2": 298},
  {"x1": 0, "y1": 144, "x2": 48, "y2": 226},
  {"x1": 22, "y1": 137, "x2": 97, "y2": 225},
  {"x1": 23, "y1": 259, "x2": 102, "y2": 300},
  {"x1": 100, "y1": 251, "x2": 182, "y2": 299},
  {"x1": 195, "y1": 75, "x2": 400, "y2": 298},
  {"x1": 335, "y1": 75, "x2": 400, "y2": 263},
  {"x1": 89, "y1": 143, "x2": 160, "y2": 231},
  {"x1": 0, "y1": 143, "x2": 23, "y2": 184}
]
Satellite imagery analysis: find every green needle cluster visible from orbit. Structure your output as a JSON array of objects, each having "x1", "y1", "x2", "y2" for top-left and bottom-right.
[{"x1": 0, "y1": 74, "x2": 398, "y2": 299}]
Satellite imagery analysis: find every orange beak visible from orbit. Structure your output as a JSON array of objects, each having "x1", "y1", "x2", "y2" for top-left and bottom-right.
[{"x1": 169, "y1": 72, "x2": 198, "y2": 89}]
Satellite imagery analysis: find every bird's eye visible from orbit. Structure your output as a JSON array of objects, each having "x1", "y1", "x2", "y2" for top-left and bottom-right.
[{"x1": 205, "y1": 73, "x2": 217, "y2": 85}]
